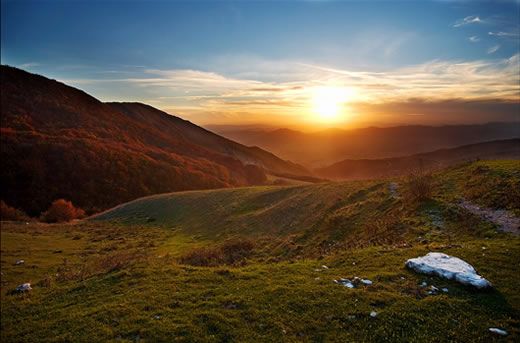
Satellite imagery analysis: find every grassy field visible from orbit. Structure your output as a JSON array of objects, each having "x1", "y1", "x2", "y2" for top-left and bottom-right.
[{"x1": 1, "y1": 160, "x2": 519, "y2": 342}]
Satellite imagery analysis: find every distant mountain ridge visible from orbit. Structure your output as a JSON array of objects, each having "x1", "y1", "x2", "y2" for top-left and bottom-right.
[
  {"x1": 0, "y1": 66, "x2": 309, "y2": 215},
  {"x1": 215, "y1": 122, "x2": 520, "y2": 167},
  {"x1": 315, "y1": 139, "x2": 520, "y2": 180}
]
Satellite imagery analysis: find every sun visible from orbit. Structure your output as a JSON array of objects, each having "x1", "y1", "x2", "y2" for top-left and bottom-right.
[{"x1": 311, "y1": 86, "x2": 354, "y2": 123}]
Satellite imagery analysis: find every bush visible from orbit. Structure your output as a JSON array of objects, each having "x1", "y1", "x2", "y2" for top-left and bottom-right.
[
  {"x1": 405, "y1": 166, "x2": 434, "y2": 202},
  {"x1": 41, "y1": 199, "x2": 85, "y2": 223},
  {"x1": 0, "y1": 200, "x2": 29, "y2": 221},
  {"x1": 179, "y1": 239, "x2": 255, "y2": 267},
  {"x1": 220, "y1": 239, "x2": 255, "y2": 264}
]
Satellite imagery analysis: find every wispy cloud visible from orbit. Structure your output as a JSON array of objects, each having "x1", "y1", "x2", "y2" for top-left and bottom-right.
[
  {"x1": 487, "y1": 45, "x2": 501, "y2": 54},
  {"x1": 488, "y1": 31, "x2": 520, "y2": 38},
  {"x1": 468, "y1": 36, "x2": 480, "y2": 43},
  {"x1": 453, "y1": 15, "x2": 483, "y2": 28},
  {"x1": 18, "y1": 62, "x2": 40, "y2": 69},
  {"x1": 59, "y1": 54, "x2": 520, "y2": 124}
]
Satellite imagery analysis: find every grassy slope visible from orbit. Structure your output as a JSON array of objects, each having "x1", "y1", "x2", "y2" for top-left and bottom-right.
[{"x1": 1, "y1": 160, "x2": 519, "y2": 342}]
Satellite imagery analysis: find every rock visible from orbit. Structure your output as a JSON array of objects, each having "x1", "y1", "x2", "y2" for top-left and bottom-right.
[
  {"x1": 441, "y1": 288, "x2": 449, "y2": 293},
  {"x1": 405, "y1": 253, "x2": 491, "y2": 289},
  {"x1": 370, "y1": 311, "x2": 378, "y2": 318},
  {"x1": 360, "y1": 279, "x2": 373, "y2": 285},
  {"x1": 15, "y1": 283, "x2": 32, "y2": 292},
  {"x1": 321, "y1": 265, "x2": 329, "y2": 269},
  {"x1": 420, "y1": 281, "x2": 428, "y2": 287},
  {"x1": 15, "y1": 260, "x2": 25, "y2": 265},
  {"x1": 488, "y1": 328, "x2": 508, "y2": 336}
]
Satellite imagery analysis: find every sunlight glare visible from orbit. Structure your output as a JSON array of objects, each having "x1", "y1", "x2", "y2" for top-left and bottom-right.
[{"x1": 311, "y1": 86, "x2": 355, "y2": 123}]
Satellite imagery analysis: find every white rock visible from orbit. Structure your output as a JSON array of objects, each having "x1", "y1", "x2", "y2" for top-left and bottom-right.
[
  {"x1": 441, "y1": 288, "x2": 449, "y2": 293},
  {"x1": 15, "y1": 260, "x2": 25, "y2": 265},
  {"x1": 321, "y1": 265, "x2": 329, "y2": 269},
  {"x1": 370, "y1": 311, "x2": 378, "y2": 318},
  {"x1": 405, "y1": 253, "x2": 491, "y2": 289},
  {"x1": 420, "y1": 281, "x2": 428, "y2": 287},
  {"x1": 361, "y1": 279, "x2": 373, "y2": 285},
  {"x1": 344, "y1": 282, "x2": 355, "y2": 288},
  {"x1": 488, "y1": 328, "x2": 508, "y2": 336},
  {"x1": 15, "y1": 283, "x2": 32, "y2": 292}
]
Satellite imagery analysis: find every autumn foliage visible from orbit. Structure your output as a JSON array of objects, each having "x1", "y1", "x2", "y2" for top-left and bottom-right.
[
  {"x1": 0, "y1": 66, "x2": 313, "y2": 216},
  {"x1": 40, "y1": 199, "x2": 85, "y2": 223},
  {"x1": 0, "y1": 200, "x2": 29, "y2": 221}
]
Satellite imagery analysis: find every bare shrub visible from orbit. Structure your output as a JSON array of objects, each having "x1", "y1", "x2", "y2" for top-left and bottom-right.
[
  {"x1": 179, "y1": 239, "x2": 255, "y2": 267},
  {"x1": 405, "y1": 164, "x2": 434, "y2": 202},
  {"x1": 41, "y1": 199, "x2": 85, "y2": 223},
  {"x1": 220, "y1": 239, "x2": 255, "y2": 264},
  {"x1": 0, "y1": 200, "x2": 29, "y2": 221},
  {"x1": 178, "y1": 247, "x2": 224, "y2": 267}
]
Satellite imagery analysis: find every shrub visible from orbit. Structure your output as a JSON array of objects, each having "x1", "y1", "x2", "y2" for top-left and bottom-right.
[
  {"x1": 220, "y1": 239, "x2": 255, "y2": 264},
  {"x1": 41, "y1": 199, "x2": 85, "y2": 223},
  {"x1": 179, "y1": 239, "x2": 255, "y2": 267},
  {"x1": 0, "y1": 200, "x2": 29, "y2": 221},
  {"x1": 405, "y1": 165, "x2": 433, "y2": 202},
  {"x1": 178, "y1": 247, "x2": 225, "y2": 267}
]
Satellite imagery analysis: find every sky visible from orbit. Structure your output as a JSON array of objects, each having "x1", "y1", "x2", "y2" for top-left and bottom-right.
[{"x1": 1, "y1": 0, "x2": 519, "y2": 129}]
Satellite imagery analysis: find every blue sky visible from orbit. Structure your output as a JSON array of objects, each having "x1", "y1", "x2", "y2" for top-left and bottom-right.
[{"x1": 2, "y1": 0, "x2": 519, "y2": 127}]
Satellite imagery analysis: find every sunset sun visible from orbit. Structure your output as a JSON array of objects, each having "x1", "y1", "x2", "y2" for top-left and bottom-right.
[{"x1": 311, "y1": 86, "x2": 354, "y2": 123}]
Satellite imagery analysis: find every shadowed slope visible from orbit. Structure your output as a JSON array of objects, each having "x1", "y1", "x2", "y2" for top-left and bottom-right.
[{"x1": 0, "y1": 66, "x2": 309, "y2": 215}]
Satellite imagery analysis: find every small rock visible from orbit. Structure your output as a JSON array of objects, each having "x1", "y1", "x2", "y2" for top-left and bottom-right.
[
  {"x1": 441, "y1": 288, "x2": 449, "y2": 293},
  {"x1": 15, "y1": 283, "x2": 32, "y2": 292},
  {"x1": 370, "y1": 311, "x2": 378, "y2": 318},
  {"x1": 314, "y1": 277, "x2": 320, "y2": 281},
  {"x1": 15, "y1": 260, "x2": 25, "y2": 265},
  {"x1": 489, "y1": 328, "x2": 508, "y2": 336},
  {"x1": 154, "y1": 315, "x2": 161, "y2": 320},
  {"x1": 344, "y1": 282, "x2": 354, "y2": 288},
  {"x1": 352, "y1": 262, "x2": 356, "y2": 265},
  {"x1": 420, "y1": 281, "x2": 428, "y2": 287},
  {"x1": 321, "y1": 265, "x2": 329, "y2": 269},
  {"x1": 430, "y1": 285, "x2": 438, "y2": 292},
  {"x1": 361, "y1": 279, "x2": 373, "y2": 285}
]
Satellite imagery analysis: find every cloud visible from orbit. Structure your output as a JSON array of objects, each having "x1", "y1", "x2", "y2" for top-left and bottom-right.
[
  {"x1": 487, "y1": 45, "x2": 501, "y2": 54},
  {"x1": 488, "y1": 31, "x2": 520, "y2": 38},
  {"x1": 58, "y1": 54, "x2": 520, "y2": 124},
  {"x1": 18, "y1": 62, "x2": 40, "y2": 69},
  {"x1": 453, "y1": 16, "x2": 483, "y2": 27},
  {"x1": 469, "y1": 36, "x2": 480, "y2": 43}
]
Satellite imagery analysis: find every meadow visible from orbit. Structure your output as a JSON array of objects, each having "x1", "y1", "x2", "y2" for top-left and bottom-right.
[{"x1": 1, "y1": 160, "x2": 519, "y2": 342}]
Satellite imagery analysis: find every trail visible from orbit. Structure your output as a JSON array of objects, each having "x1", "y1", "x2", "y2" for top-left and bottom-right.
[{"x1": 458, "y1": 200, "x2": 520, "y2": 236}]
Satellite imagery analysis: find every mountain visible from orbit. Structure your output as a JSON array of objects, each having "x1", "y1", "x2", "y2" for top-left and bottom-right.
[
  {"x1": 315, "y1": 139, "x2": 520, "y2": 180},
  {"x1": 214, "y1": 123, "x2": 520, "y2": 167},
  {"x1": 0, "y1": 66, "x2": 309, "y2": 215}
]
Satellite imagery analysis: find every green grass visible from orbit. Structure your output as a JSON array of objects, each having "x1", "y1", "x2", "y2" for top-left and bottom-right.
[{"x1": 2, "y1": 160, "x2": 519, "y2": 342}]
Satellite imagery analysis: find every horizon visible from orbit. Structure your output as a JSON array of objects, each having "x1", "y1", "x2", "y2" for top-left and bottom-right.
[{"x1": 2, "y1": 0, "x2": 519, "y2": 129}]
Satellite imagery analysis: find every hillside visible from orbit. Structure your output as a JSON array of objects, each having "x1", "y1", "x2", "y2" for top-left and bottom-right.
[
  {"x1": 2, "y1": 160, "x2": 519, "y2": 341},
  {"x1": 93, "y1": 160, "x2": 520, "y2": 253},
  {"x1": 0, "y1": 66, "x2": 309, "y2": 215},
  {"x1": 316, "y1": 139, "x2": 520, "y2": 180},
  {"x1": 214, "y1": 124, "x2": 520, "y2": 167}
]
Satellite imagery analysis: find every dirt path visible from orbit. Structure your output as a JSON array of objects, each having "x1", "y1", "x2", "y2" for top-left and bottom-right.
[{"x1": 458, "y1": 200, "x2": 520, "y2": 236}]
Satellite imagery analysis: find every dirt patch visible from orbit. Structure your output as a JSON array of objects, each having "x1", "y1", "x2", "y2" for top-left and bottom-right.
[{"x1": 458, "y1": 200, "x2": 519, "y2": 235}]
